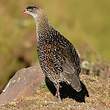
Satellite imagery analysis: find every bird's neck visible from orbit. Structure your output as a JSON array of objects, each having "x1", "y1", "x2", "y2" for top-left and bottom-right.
[
  {"x1": 35, "y1": 15, "x2": 50, "y2": 41},
  {"x1": 37, "y1": 16, "x2": 49, "y2": 32}
]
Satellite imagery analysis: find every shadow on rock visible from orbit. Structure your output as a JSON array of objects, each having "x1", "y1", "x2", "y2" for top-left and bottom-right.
[{"x1": 45, "y1": 77, "x2": 89, "y2": 102}]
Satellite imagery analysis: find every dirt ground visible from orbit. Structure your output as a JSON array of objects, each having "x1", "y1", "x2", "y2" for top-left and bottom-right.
[{"x1": 0, "y1": 74, "x2": 109, "y2": 110}]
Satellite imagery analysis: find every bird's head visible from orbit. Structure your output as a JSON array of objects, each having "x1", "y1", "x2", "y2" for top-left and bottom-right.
[
  {"x1": 24, "y1": 5, "x2": 43, "y2": 19},
  {"x1": 24, "y1": 5, "x2": 48, "y2": 26}
]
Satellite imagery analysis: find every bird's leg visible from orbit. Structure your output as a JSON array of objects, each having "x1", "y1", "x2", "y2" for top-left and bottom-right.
[{"x1": 55, "y1": 83, "x2": 61, "y2": 101}]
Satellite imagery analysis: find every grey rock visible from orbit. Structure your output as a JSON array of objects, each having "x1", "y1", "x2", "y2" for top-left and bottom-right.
[{"x1": 0, "y1": 65, "x2": 44, "y2": 106}]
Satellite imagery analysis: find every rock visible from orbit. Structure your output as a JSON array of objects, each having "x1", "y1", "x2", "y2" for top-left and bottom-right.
[{"x1": 0, "y1": 65, "x2": 44, "y2": 106}]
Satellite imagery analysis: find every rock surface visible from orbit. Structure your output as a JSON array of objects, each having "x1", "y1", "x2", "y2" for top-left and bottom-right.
[{"x1": 0, "y1": 65, "x2": 44, "y2": 106}]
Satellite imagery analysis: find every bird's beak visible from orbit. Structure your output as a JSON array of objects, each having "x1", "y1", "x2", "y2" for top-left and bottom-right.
[{"x1": 23, "y1": 9, "x2": 28, "y2": 15}]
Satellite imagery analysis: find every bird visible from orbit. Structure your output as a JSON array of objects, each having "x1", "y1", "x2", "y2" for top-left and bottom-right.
[{"x1": 24, "y1": 5, "x2": 82, "y2": 100}]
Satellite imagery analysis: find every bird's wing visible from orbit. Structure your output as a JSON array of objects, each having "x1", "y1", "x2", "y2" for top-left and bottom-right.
[
  {"x1": 49, "y1": 27, "x2": 81, "y2": 91},
  {"x1": 57, "y1": 44, "x2": 81, "y2": 92},
  {"x1": 54, "y1": 30, "x2": 81, "y2": 75},
  {"x1": 50, "y1": 27, "x2": 81, "y2": 75},
  {"x1": 51, "y1": 37, "x2": 81, "y2": 92}
]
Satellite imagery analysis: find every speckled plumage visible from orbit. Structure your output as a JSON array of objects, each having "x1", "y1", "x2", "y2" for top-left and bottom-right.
[
  {"x1": 37, "y1": 22, "x2": 81, "y2": 90},
  {"x1": 25, "y1": 6, "x2": 82, "y2": 99}
]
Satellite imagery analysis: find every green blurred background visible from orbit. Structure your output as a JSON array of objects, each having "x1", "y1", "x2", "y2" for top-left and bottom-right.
[{"x1": 0, "y1": 0, "x2": 110, "y2": 91}]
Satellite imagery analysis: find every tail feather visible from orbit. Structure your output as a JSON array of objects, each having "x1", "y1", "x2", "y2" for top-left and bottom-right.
[
  {"x1": 70, "y1": 73, "x2": 82, "y2": 92},
  {"x1": 62, "y1": 59, "x2": 82, "y2": 92}
]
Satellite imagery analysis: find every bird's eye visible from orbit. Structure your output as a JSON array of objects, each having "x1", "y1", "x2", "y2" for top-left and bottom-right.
[{"x1": 28, "y1": 9, "x2": 33, "y2": 12}]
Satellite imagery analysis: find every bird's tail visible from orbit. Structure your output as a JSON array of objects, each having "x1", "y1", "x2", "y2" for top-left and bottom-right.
[
  {"x1": 63, "y1": 59, "x2": 82, "y2": 92},
  {"x1": 70, "y1": 73, "x2": 82, "y2": 92}
]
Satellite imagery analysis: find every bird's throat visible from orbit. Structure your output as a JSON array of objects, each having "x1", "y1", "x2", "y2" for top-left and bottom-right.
[{"x1": 36, "y1": 16, "x2": 50, "y2": 42}]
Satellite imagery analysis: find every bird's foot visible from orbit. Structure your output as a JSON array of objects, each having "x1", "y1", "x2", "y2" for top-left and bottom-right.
[
  {"x1": 55, "y1": 88, "x2": 62, "y2": 102},
  {"x1": 55, "y1": 93, "x2": 62, "y2": 102}
]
